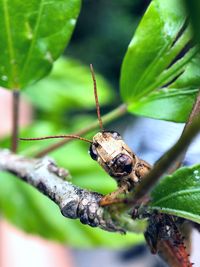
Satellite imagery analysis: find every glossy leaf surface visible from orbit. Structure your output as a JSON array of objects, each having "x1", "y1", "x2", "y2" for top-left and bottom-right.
[
  {"x1": 0, "y1": 0, "x2": 80, "y2": 89},
  {"x1": 150, "y1": 165, "x2": 200, "y2": 223},
  {"x1": 120, "y1": 0, "x2": 200, "y2": 122}
]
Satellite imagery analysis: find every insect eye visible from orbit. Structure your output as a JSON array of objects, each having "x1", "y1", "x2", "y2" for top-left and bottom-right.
[
  {"x1": 89, "y1": 144, "x2": 98, "y2": 161},
  {"x1": 123, "y1": 161, "x2": 132, "y2": 173},
  {"x1": 114, "y1": 154, "x2": 133, "y2": 174}
]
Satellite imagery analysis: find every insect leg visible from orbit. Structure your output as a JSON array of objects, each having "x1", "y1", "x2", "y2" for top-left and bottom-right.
[{"x1": 99, "y1": 183, "x2": 129, "y2": 206}]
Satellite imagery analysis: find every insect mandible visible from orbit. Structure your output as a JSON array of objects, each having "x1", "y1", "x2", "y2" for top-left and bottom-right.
[{"x1": 20, "y1": 64, "x2": 151, "y2": 206}]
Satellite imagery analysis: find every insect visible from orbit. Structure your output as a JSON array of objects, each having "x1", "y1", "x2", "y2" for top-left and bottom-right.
[
  {"x1": 20, "y1": 65, "x2": 193, "y2": 266},
  {"x1": 20, "y1": 64, "x2": 151, "y2": 206}
]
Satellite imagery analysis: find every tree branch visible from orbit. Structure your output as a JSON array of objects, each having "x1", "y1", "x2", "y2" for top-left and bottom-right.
[
  {"x1": 0, "y1": 149, "x2": 124, "y2": 233},
  {"x1": 170, "y1": 90, "x2": 200, "y2": 172}
]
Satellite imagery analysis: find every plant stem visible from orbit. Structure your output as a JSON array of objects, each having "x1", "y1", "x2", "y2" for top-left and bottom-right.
[
  {"x1": 170, "y1": 90, "x2": 200, "y2": 172},
  {"x1": 127, "y1": 90, "x2": 200, "y2": 205},
  {"x1": 129, "y1": 113, "x2": 200, "y2": 205},
  {"x1": 11, "y1": 90, "x2": 20, "y2": 153},
  {"x1": 35, "y1": 103, "x2": 127, "y2": 158}
]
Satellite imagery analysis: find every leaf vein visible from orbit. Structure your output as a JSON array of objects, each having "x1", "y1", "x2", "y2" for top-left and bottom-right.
[
  {"x1": 20, "y1": 0, "x2": 45, "y2": 82},
  {"x1": 3, "y1": 0, "x2": 17, "y2": 88}
]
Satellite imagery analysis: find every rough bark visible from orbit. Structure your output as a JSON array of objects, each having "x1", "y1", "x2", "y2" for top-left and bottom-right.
[{"x1": 0, "y1": 149, "x2": 124, "y2": 233}]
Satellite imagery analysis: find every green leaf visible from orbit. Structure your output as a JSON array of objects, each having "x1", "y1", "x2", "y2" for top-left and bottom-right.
[
  {"x1": 169, "y1": 55, "x2": 200, "y2": 89},
  {"x1": 128, "y1": 88, "x2": 198, "y2": 122},
  {"x1": 183, "y1": 0, "x2": 200, "y2": 43},
  {"x1": 23, "y1": 57, "x2": 114, "y2": 114},
  {"x1": 120, "y1": 0, "x2": 200, "y2": 122},
  {"x1": 0, "y1": 171, "x2": 144, "y2": 247},
  {"x1": 150, "y1": 165, "x2": 200, "y2": 223},
  {"x1": 0, "y1": 0, "x2": 81, "y2": 89}
]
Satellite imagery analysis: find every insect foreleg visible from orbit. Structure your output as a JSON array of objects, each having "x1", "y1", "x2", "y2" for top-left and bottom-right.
[{"x1": 100, "y1": 183, "x2": 129, "y2": 206}]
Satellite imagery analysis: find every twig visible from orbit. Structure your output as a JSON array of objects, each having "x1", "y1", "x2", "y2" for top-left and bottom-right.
[
  {"x1": 186, "y1": 90, "x2": 200, "y2": 125},
  {"x1": 169, "y1": 90, "x2": 200, "y2": 172},
  {"x1": 128, "y1": 114, "x2": 200, "y2": 205},
  {"x1": 35, "y1": 104, "x2": 127, "y2": 157},
  {"x1": 0, "y1": 149, "x2": 125, "y2": 233},
  {"x1": 11, "y1": 90, "x2": 20, "y2": 152}
]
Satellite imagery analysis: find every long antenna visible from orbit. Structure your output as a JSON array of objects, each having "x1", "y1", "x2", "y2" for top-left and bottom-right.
[
  {"x1": 20, "y1": 135, "x2": 93, "y2": 143},
  {"x1": 90, "y1": 64, "x2": 103, "y2": 130}
]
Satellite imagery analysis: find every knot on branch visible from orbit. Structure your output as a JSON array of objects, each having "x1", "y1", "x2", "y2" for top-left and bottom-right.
[
  {"x1": 61, "y1": 189, "x2": 124, "y2": 232},
  {"x1": 0, "y1": 150, "x2": 125, "y2": 233}
]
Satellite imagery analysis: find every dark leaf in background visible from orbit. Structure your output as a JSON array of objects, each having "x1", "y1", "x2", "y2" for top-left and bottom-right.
[
  {"x1": 183, "y1": 0, "x2": 200, "y2": 43},
  {"x1": 67, "y1": 0, "x2": 147, "y2": 86}
]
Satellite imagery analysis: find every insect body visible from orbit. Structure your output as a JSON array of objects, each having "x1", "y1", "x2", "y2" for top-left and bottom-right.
[{"x1": 89, "y1": 130, "x2": 151, "y2": 205}]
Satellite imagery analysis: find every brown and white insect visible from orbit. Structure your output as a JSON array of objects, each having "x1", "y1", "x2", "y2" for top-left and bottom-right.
[{"x1": 20, "y1": 64, "x2": 151, "y2": 206}]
